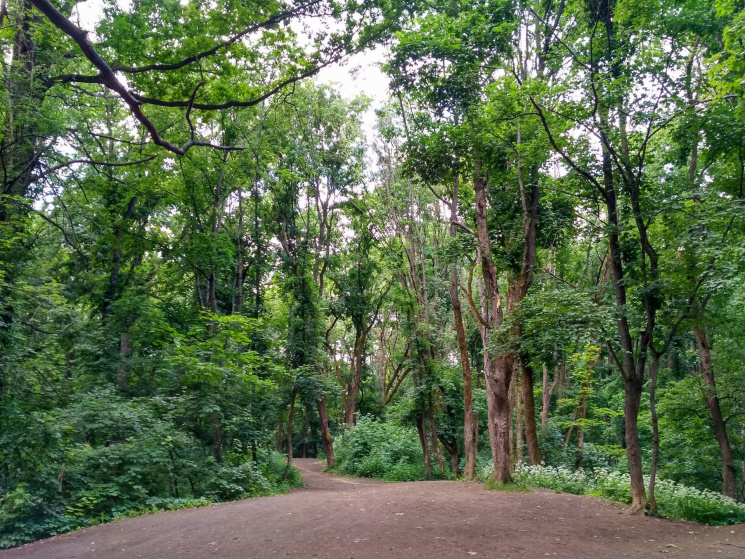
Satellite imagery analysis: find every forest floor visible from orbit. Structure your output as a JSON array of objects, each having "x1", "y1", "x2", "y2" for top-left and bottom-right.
[{"x1": 3, "y1": 458, "x2": 745, "y2": 559}]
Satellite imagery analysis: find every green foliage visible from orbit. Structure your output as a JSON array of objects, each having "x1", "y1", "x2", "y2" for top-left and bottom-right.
[
  {"x1": 483, "y1": 479, "x2": 532, "y2": 493},
  {"x1": 513, "y1": 465, "x2": 745, "y2": 525},
  {"x1": 334, "y1": 416, "x2": 430, "y2": 481}
]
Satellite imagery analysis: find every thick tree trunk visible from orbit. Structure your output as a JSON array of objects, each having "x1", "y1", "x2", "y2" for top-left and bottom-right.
[
  {"x1": 695, "y1": 325, "x2": 737, "y2": 498},
  {"x1": 317, "y1": 397, "x2": 335, "y2": 468},
  {"x1": 648, "y1": 349, "x2": 660, "y2": 514},
  {"x1": 473, "y1": 154, "x2": 512, "y2": 484},
  {"x1": 623, "y1": 377, "x2": 646, "y2": 509}
]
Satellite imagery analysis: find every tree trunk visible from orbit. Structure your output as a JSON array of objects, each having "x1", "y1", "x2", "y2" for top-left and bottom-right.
[
  {"x1": 1, "y1": 0, "x2": 41, "y2": 222},
  {"x1": 473, "y1": 154, "x2": 512, "y2": 484},
  {"x1": 648, "y1": 349, "x2": 660, "y2": 514},
  {"x1": 344, "y1": 329, "x2": 366, "y2": 424},
  {"x1": 438, "y1": 434, "x2": 460, "y2": 477},
  {"x1": 211, "y1": 409, "x2": 222, "y2": 463},
  {"x1": 509, "y1": 363, "x2": 516, "y2": 469},
  {"x1": 604, "y1": 140, "x2": 648, "y2": 512},
  {"x1": 516, "y1": 378, "x2": 523, "y2": 465},
  {"x1": 276, "y1": 422, "x2": 283, "y2": 453},
  {"x1": 623, "y1": 377, "x2": 646, "y2": 509},
  {"x1": 416, "y1": 410, "x2": 433, "y2": 478},
  {"x1": 317, "y1": 397, "x2": 335, "y2": 468},
  {"x1": 695, "y1": 325, "x2": 737, "y2": 498},
  {"x1": 117, "y1": 332, "x2": 132, "y2": 390},
  {"x1": 574, "y1": 376, "x2": 590, "y2": 470},
  {"x1": 287, "y1": 388, "x2": 297, "y2": 465},
  {"x1": 429, "y1": 394, "x2": 445, "y2": 475},
  {"x1": 541, "y1": 362, "x2": 559, "y2": 437},
  {"x1": 449, "y1": 169, "x2": 476, "y2": 480},
  {"x1": 301, "y1": 411, "x2": 309, "y2": 458},
  {"x1": 520, "y1": 357, "x2": 541, "y2": 465}
]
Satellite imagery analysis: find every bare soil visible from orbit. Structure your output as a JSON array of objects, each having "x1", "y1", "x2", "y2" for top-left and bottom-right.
[{"x1": 3, "y1": 458, "x2": 744, "y2": 559}]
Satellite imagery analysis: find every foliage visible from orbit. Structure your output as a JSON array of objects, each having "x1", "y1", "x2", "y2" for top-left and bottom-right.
[
  {"x1": 334, "y1": 416, "x2": 431, "y2": 482},
  {"x1": 513, "y1": 465, "x2": 745, "y2": 526}
]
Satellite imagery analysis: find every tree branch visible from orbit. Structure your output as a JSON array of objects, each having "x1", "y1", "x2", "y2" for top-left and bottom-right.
[{"x1": 30, "y1": 0, "x2": 243, "y2": 155}]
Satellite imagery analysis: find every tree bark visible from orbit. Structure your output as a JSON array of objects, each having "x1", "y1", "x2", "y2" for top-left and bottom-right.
[
  {"x1": 574, "y1": 377, "x2": 590, "y2": 470},
  {"x1": 429, "y1": 394, "x2": 445, "y2": 475},
  {"x1": 541, "y1": 362, "x2": 559, "y2": 437},
  {"x1": 603, "y1": 136, "x2": 648, "y2": 512},
  {"x1": 416, "y1": 409, "x2": 433, "y2": 478},
  {"x1": 473, "y1": 154, "x2": 511, "y2": 483},
  {"x1": 287, "y1": 388, "x2": 297, "y2": 465},
  {"x1": 317, "y1": 396, "x2": 335, "y2": 468},
  {"x1": 449, "y1": 168, "x2": 476, "y2": 480},
  {"x1": 344, "y1": 328, "x2": 367, "y2": 424},
  {"x1": 695, "y1": 325, "x2": 737, "y2": 498},
  {"x1": 300, "y1": 411, "x2": 309, "y2": 458},
  {"x1": 623, "y1": 377, "x2": 646, "y2": 508},
  {"x1": 516, "y1": 377, "x2": 523, "y2": 465},
  {"x1": 648, "y1": 349, "x2": 660, "y2": 514},
  {"x1": 520, "y1": 357, "x2": 541, "y2": 465}
]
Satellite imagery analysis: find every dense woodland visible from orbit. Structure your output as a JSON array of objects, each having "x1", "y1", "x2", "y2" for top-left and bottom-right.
[{"x1": 2, "y1": 0, "x2": 745, "y2": 547}]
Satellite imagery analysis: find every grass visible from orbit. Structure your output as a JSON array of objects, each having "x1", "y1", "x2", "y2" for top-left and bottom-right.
[{"x1": 483, "y1": 478, "x2": 533, "y2": 492}]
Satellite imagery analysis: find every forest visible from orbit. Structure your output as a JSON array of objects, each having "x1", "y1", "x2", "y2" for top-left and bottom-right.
[{"x1": 2, "y1": 0, "x2": 745, "y2": 549}]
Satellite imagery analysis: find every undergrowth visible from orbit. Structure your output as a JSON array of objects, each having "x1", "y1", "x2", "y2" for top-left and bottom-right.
[
  {"x1": 333, "y1": 416, "x2": 451, "y2": 482},
  {"x1": 510, "y1": 464, "x2": 745, "y2": 526},
  {"x1": 0, "y1": 451, "x2": 302, "y2": 549},
  {"x1": 483, "y1": 479, "x2": 532, "y2": 492}
]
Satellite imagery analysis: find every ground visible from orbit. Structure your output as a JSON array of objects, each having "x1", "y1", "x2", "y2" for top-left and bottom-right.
[{"x1": 3, "y1": 459, "x2": 745, "y2": 559}]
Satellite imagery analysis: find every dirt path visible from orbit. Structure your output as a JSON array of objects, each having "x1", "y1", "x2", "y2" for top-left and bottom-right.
[{"x1": 3, "y1": 459, "x2": 744, "y2": 559}]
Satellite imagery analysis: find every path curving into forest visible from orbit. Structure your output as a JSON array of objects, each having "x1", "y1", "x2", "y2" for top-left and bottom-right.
[{"x1": 3, "y1": 459, "x2": 744, "y2": 559}]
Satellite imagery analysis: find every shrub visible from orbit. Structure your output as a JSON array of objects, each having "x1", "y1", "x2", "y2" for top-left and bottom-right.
[
  {"x1": 510, "y1": 464, "x2": 745, "y2": 525},
  {"x1": 333, "y1": 416, "x2": 429, "y2": 481},
  {"x1": 204, "y1": 461, "x2": 272, "y2": 500}
]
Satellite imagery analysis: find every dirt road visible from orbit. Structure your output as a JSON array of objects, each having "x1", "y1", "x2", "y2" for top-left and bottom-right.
[{"x1": 3, "y1": 458, "x2": 744, "y2": 558}]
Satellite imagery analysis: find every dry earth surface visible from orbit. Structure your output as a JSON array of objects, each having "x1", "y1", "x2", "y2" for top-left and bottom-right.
[{"x1": 3, "y1": 458, "x2": 745, "y2": 559}]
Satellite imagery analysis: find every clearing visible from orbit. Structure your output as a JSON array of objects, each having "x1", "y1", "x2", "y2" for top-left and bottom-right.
[{"x1": 2, "y1": 459, "x2": 744, "y2": 558}]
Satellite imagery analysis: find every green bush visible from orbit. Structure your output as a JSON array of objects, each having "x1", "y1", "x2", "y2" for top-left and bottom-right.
[
  {"x1": 511, "y1": 464, "x2": 745, "y2": 525},
  {"x1": 205, "y1": 461, "x2": 272, "y2": 500},
  {"x1": 334, "y1": 416, "x2": 431, "y2": 481}
]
